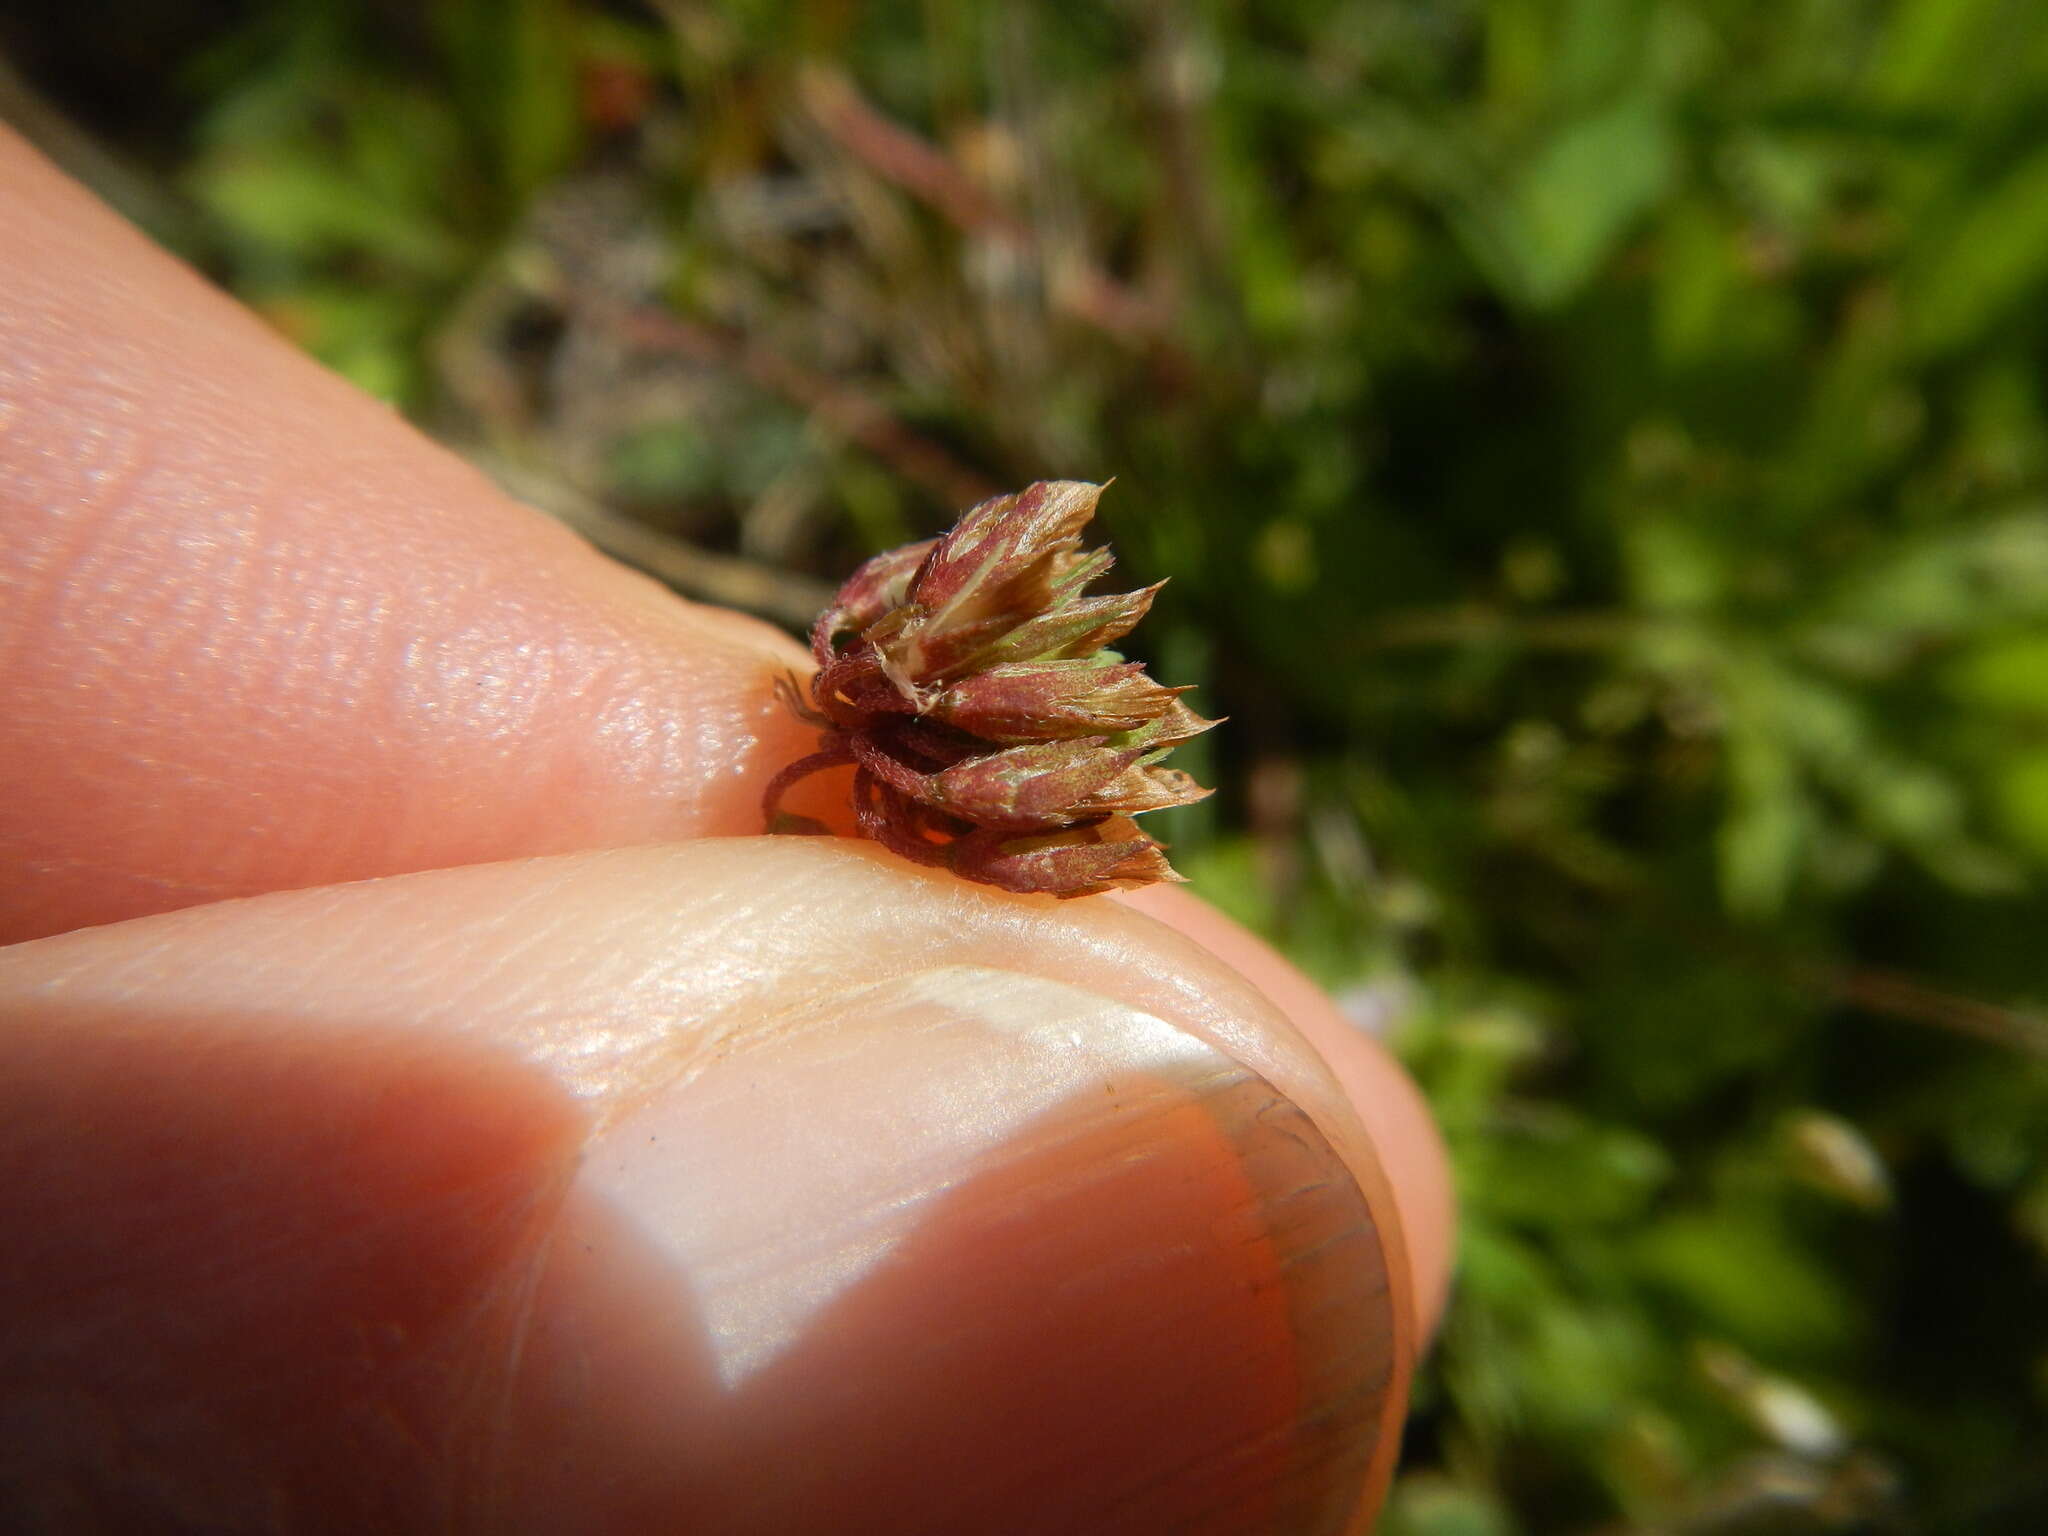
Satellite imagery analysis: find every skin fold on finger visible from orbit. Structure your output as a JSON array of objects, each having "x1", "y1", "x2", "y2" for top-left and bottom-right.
[
  {"x1": 0, "y1": 839, "x2": 1414, "y2": 1534},
  {"x1": 0, "y1": 127, "x2": 848, "y2": 944}
]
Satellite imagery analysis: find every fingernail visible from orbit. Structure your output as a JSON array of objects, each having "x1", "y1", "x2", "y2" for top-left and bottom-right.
[{"x1": 512, "y1": 965, "x2": 1401, "y2": 1535}]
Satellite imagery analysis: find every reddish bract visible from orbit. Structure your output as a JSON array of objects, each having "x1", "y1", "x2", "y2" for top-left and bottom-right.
[{"x1": 763, "y1": 480, "x2": 1216, "y2": 897}]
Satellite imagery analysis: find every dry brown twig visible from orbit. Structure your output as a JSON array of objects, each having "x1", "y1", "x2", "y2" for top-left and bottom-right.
[{"x1": 793, "y1": 65, "x2": 1177, "y2": 351}]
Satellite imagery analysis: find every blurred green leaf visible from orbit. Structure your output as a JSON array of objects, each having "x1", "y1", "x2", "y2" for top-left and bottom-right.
[
  {"x1": 442, "y1": 0, "x2": 582, "y2": 204},
  {"x1": 1989, "y1": 751, "x2": 2048, "y2": 861},
  {"x1": 1636, "y1": 1211, "x2": 1855, "y2": 1359},
  {"x1": 1654, "y1": 197, "x2": 1737, "y2": 366},
  {"x1": 1871, "y1": 0, "x2": 2003, "y2": 104},
  {"x1": 1719, "y1": 718, "x2": 1809, "y2": 918},
  {"x1": 191, "y1": 150, "x2": 465, "y2": 275},
  {"x1": 1504, "y1": 94, "x2": 1675, "y2": 308},
  {"x1": 1909, "y1": 149, "x2": 2048, "y2": 353},
  {"x1": 1466, "y1": 1109, "x2": 1673, "y2": 1227},
  {"x1": 1383, "y1": 1474, "x2": 1521, "y2": 1536},
  {"x1": 1949, "y1": 632, "x2": 2048, "y2": 714}
]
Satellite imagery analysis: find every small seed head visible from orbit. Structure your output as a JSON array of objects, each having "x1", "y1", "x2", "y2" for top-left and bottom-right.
[{"x1": 765, "y1": 480, "x2": 1217, "y2": 896}]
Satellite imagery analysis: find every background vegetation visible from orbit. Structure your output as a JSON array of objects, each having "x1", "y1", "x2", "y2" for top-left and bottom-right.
[{"x1": 7, "y1": 1, "x2": 2047, "y2": 1528}]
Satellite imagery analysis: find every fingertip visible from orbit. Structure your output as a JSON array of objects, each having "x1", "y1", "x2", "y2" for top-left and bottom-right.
[
  {"x1": 1110, "y1": 884, "x2": 1455, "y2": 1341},
  {"x1": 521, "y1": 963, "x2": 1393, "y2": 1534}
]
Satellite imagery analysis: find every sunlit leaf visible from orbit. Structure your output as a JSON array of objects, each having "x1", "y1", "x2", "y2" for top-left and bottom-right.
[{"x1": 1505, "y1": 94, "x2": 1674, "y2": 308}]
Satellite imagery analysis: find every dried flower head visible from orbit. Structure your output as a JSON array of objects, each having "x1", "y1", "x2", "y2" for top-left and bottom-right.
[{"x1": 763, "y1": 480, "x2": 1217, "y2": 896}]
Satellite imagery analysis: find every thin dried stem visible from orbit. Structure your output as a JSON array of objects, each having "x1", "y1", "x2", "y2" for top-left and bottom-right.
[
  {"x1": 760, "y1": 740, "x2": 856, "y2": 826},
  {"x1": 795, "y1": 65, "x2": 1180, "y2": 353},
  {"x1": 578, "y1": 295, "x2": 1000, "y2": 511}
]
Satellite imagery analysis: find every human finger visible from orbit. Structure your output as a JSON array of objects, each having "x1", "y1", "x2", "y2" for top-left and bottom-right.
[
  {"x1": 0, "y1": 127, "x2": 840, "y2": 943},
  {"x1": 0, "y1": 838, "x2": 1415, "y2": 1534}
]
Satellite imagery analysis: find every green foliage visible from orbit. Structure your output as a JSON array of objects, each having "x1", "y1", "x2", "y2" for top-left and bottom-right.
[{"x1": 20, "y1": 0, "x2": 2048, "y2": 1527}]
